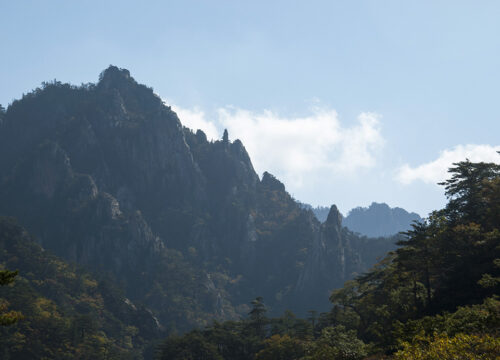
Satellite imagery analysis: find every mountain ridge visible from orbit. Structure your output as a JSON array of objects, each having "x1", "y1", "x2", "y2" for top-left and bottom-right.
[{"x1": 343, "y1": 202, "x2": 422, "y2": 237}]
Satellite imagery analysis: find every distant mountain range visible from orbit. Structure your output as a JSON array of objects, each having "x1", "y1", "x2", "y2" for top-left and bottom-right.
[
  {"x1": 343, "y1": 202, "x2": 422, "y2": 237},
  {"x1": 300, "y1": 202, "x2": 422, "y2": 237}
]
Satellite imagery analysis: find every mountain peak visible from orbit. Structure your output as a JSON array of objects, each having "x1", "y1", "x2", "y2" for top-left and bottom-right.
[
  {"x1": 261, "y1": 171, "x2": 285, "y2": 192},
  {"x1": 100, "y1": 65, "x2": 131, "y2": 80},
  {"x1": 369, "y1": 202, "x2": 390, "y2": 210},
  {"x1": 98, "y1": 65, "x2": 135, "y2": 91},
  {"x1": 325, "y1": 204, "x2": 342, "y2": 228}
]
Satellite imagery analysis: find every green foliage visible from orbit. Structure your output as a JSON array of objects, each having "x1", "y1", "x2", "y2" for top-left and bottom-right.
[
  {"x1": 394, "y1": 297, "x2": 500, "y2": 343},
  {"x1": 158, "y1": 319, "x2": 261, "y2": 360},
  {"x1": 249, "y1": 296, "x2": 268, "y2": 337},
  {"x1": 0, "y1": 269, "x2": 18, "y2": 285},
  {"x1": 0, "y1": 268, "x2": 23, "y2": 326},
  {"x1": 303, "y1": 325, "x2": 367, "y2": 360},
  {"x1": 439, "y1": 159, "x2": 500, "y2": 224},
  {"x1": 255, "y1": 334, "x2": 305, "y2": 360},
  {"x1": 157, "y1": 331, "x2": 223, "y2": 360},
  {"x1": 0, "y1": 217, "x2": 154, "y2": 359},
  {"x1": 394, "y1": 332, "x2": 500, "y2": 360},
  {"x1": 157, "y1": 304, "x2": 369, "y2": 360}
]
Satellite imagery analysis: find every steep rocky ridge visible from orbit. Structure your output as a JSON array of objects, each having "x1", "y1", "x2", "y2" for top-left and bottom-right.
[{"x1": 0, "y1": 66, "x2": 397, "y2": 328}]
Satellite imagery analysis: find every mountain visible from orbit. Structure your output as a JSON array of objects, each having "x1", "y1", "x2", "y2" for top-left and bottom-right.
[
  {"x1": 0, "y1": 66, "x2": 397, "y2": 336},
  {"x1": 300, "y1": 202, "x2": 420, "y2": 238},
  {"x1": 342, "y1": 202, "x2": 422, "y2": 237}
]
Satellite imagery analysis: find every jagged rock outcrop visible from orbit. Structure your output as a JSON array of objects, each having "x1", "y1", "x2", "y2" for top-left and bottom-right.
[
  {"x1": 296, "y1": 206, "x2": 360, "y2": 310},
  {"x1": 0, "y1": 135, "x2": 164, "y2": 299}
]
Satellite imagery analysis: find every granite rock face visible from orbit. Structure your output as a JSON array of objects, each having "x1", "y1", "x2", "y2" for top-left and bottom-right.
[
  {"x1": 0, "y1": 66, "x2": 397, "y2": 322},
  {"x1": 296, "y1": 205, "x2": 361, "y2": 310}
]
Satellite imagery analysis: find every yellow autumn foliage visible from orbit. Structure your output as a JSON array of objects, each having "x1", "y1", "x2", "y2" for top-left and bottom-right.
[{"x1": 394, "y1": 332, "x2": 500, "y2": 360}]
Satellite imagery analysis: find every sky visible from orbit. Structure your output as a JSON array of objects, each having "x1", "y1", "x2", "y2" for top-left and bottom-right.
[{"x1": 2, "y1": 1, "x2": 500, "y2": 217}]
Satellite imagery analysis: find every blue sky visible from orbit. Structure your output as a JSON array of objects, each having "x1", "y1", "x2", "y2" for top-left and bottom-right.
[{"x1": 2, "y1": 1, "x2": 499, "y2": 216}]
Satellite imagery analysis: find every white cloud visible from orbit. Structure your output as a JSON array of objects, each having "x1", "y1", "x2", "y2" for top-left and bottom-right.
[
  {"x1": 170, "y1": 104, "x2": 220, "y2": 140},
  {"x1": 218, "y1": 107, "x2": 384, "y2": 186},
  {"x1": 168, "y1": 102, "x2": 384, "y2": 188},
  {"x1": 396, "y1": 144, "x2": 500, "y2": 185}
]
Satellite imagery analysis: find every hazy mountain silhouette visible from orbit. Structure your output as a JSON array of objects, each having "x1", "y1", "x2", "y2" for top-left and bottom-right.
[{"x1": 343, "y1": 202, "x2": 422, "y2": 237}]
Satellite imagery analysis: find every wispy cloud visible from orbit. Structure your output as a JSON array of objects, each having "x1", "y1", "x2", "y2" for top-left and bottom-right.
[
  {"x1": 170, "y1": 104, "x2": 220, "y2": 140},
  {"x1": 396, "y1": 144, "x2": 500, "y2": 185},
  {"x1": 168, "y1": 102, "x2": 384, "y2": 188}
]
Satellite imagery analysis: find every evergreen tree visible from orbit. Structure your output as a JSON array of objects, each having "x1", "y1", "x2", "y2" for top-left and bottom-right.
[
  {"x1": 439, "y1": 159, "x2": 500, "y2": 224},
  {"x1": 249, "y1": 297, "x2": 268, "y2": 337}
]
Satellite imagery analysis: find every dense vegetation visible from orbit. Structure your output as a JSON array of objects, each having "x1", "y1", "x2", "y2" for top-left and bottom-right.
[
  {"x1": 0, "y1": 217, "x2": 161, "y2": 359},
  {"x1": 157, "y1": 159, "x2": 500, "y2": 359}
]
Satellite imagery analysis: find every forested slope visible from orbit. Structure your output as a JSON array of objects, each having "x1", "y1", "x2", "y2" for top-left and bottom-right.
[{"x1": 0, "y1": 217, "x2": 161, "y2": 359}]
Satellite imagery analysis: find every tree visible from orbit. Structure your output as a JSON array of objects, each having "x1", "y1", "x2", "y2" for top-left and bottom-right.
[
  {"x1": 396, "y1": 218, "x2": 444, "y2": 313},
  {"x1": 0, "y1": 104, "x2": 5, "y2": 124},
  {"x1": 270, "y1": 310, "x2": 297, "y2": 336},
  {"x1": 0, "y1": 269, "x2": 23, "y2": 326},
  {"x1": 307, "y1": 310, "x2": 318, "y2": 329},
  {"x1": 0, "y1": 269, "x2": 18, "y2": 286},
  {"x1": 249, "y1": 297, "x2": 268, "y2": 337},
  {"x1": 158, "y1": 331, "x2": 222, "y2": 360},
  {"x1": 439, "y1": 159, "x2": 500, "y2": 224},
  {"x1": 304, "y1": 325, "x2": 367, "y2": 360},
  {"x1": 255, "y1": 334, "x2": 305, "y2": 360}
]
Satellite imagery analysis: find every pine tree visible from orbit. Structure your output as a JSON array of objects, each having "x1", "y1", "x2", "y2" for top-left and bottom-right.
[{"x1": 249, "y1": 296, "x2": 267, "y2": 337}]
